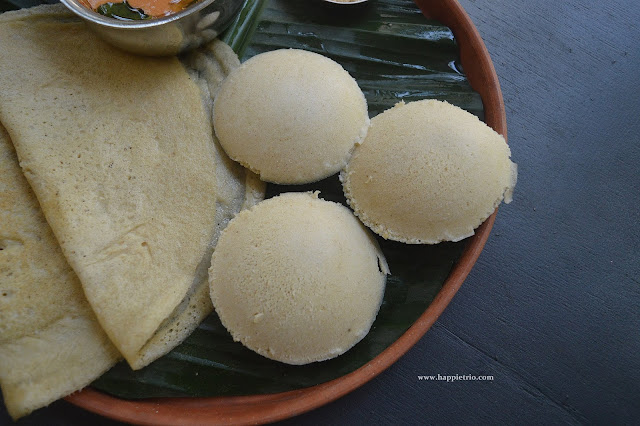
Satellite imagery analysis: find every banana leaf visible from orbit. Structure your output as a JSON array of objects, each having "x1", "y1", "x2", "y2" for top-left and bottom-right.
[{"x1": 1, "y1": 0, "x2": 482, "y2": 398}]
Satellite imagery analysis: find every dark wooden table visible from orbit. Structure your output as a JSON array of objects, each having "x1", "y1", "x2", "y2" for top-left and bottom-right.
[{"x1": 3, "y1": 0, "x2": 639, "y2": 424}]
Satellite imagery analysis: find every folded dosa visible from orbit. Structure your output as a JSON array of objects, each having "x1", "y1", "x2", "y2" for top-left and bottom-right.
[
  {"x1": 132, "y1": 41, "x2": 265, "y2": 368},
  {"x1": 0, "y1": 126, "x2": 120, "y2": 420},
  {"x1": 0, "y1": 5, "x2": 262, "y2": 369}
]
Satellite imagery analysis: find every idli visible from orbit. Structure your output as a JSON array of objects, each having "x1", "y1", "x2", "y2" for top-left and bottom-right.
[
  {"x1": 341, "y1": 99, "x2": 517, "y2": 244},
  {"x1": 209, "y1": 192, "x2": 388, "y2": 365},
  {"x1": 213, "y1": 49, "x2": 369, "y2": 184}
]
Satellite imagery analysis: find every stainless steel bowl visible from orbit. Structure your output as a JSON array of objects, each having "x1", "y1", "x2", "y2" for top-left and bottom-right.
[{"x1": 60, "y1": 0, "x2": 244, "y2": 56}]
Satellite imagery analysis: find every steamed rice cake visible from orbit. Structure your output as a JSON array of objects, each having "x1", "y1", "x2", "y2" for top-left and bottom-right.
[
  {"x1": 341, "y1": 99, "x2": 517, "y2": 244},
  {"x1": 213, "y1": 49, "x2": 369, "y2": 184},
  {"x1": 0, "y1": 126, "x2": 119, "y2": 420},
  {"x1": 209, "y1": 192, "x2": 388, "y2": 365}
]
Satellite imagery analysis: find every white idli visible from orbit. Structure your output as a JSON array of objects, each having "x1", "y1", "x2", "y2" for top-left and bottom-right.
[
  {"x1": 213, "y1": 49, "x2": 369, "y2": 184},
  {"x1": 341, "y1": 99, "x2": 517, "y2": 244},
  {"x1": 209, "y1": 192, "x2": 388, "y2": 365}
]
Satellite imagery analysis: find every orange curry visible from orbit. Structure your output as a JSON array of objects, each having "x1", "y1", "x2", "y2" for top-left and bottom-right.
[{"x1": 80, "y1": 0, "x2": 192, "y2": 18}]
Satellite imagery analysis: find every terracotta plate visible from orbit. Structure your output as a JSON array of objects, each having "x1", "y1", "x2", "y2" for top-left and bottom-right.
[{"x1": 65, "y1": 0, "x2": 506, "y2": 423}]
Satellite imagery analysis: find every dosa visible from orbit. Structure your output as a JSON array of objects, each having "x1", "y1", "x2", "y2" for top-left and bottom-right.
[
  {"x1": 0, "y1": 5, "x2": 263, "y2": 369},
  {"x1": 0, "y1": 126, "x2": 120, "y2": 419}
]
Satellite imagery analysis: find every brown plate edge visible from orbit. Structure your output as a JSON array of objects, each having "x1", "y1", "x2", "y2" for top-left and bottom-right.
[{"x1": 65, "y1": 0, "x2": 507, "y2": 424}]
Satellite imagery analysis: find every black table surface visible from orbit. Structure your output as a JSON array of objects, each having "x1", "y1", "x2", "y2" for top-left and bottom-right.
[{"x1": 3, "y1": 0, "x2": 639, "y2": 424}]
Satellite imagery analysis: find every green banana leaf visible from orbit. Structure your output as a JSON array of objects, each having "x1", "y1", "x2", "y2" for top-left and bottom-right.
[
  {"x1": 91, "y1": 0, "x2": 481, "y2": 398},
  {"x1": 1, "y1": 0, "x2": 482, "y2": 398}
]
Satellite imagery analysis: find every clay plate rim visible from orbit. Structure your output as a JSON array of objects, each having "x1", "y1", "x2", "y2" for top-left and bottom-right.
[{"x1": 66, "y1": 0, "x2": 507, "y2": 423}]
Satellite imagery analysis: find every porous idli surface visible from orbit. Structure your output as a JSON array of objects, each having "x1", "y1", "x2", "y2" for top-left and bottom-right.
[
  {"x1": 209, "y1": 192, "x2": 388, "y2": 365},
  {"x1": 341, "y1": 99, "x2": 517, "y2": 244},
  {"x1": 213, "y1": 49, "x2": 369, "y2": 185}
]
